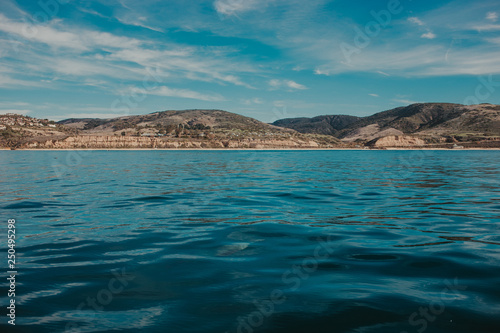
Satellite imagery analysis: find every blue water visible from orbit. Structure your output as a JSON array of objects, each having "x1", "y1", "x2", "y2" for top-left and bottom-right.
[{"x1": 1, "y1": 150, "x2": 499, "y2": 333}]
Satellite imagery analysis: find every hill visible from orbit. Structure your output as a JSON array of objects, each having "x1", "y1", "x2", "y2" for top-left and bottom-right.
[
  {"x1": 1, "y1": 109, "x2": 344, "y2": 149},
  {"x1": 273, "y1": 103, "x2": 500, "y2": 147},
  {"x1": 0, "y1": 113, "x2": 71, "y2": 148},
  {"x1": 59, "y1": 109, "x2": 293, "y2": 134},
  {"x1": 338, "y1": 103, "x2": 500, "y2": 142},
  {"x1": 272, "y1": 115, "x2": 360, "y2": 136},
  {"x1": 2, "y1": 104, "x2": 499, "y2": 149}
]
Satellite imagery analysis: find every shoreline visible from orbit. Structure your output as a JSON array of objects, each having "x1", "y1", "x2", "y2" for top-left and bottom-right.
[{"x1": 2, "y1": 148, "x2": 500, "y2": 151}]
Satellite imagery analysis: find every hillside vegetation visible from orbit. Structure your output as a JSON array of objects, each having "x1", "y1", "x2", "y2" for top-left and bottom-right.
[
  {"x1": 2, "y1": 110, "x2": 343, "y2": 149},
  {"x1": 272, "y1": 103, "x2": 500, "y2": 147},
  {"x1": 2, "y1": 104, "x2": 499, "y2": 149}
]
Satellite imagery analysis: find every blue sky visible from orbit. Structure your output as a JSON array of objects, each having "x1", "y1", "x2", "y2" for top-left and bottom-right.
[{"x1": 0, "y1": 0, "x2": 499, "y2": 122}]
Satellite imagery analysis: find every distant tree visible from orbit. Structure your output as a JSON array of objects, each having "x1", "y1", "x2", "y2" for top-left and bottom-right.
[{"x1": 121, "y1": 131, "x2": 126, "y2": 136}]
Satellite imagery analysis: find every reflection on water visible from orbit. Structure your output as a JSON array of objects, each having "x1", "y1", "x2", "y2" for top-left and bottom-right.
[{"x1": 0, "y1": 150, "x2": 499, "y2": 333}]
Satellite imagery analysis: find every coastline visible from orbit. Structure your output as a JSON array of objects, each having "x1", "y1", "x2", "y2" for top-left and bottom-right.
[{"x1": 2, "y1": 148, "x2": 500, "y2": 151}]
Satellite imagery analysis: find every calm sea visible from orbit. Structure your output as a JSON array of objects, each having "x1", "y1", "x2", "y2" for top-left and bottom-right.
[{"x1": 1, "y1": 150, "x2": 499, "y2": 333}]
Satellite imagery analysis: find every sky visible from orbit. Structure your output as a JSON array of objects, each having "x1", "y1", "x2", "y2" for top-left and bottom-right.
[{"x1": 0, "y1": 0, "x2": 500, "y2": 122}]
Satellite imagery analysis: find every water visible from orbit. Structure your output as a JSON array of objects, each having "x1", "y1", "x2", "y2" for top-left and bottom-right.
[{"x1": 1, "y1": 150, "x2": 499, "y2": 333}]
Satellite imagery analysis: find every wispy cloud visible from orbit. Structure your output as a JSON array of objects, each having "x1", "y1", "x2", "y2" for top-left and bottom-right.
[
  {"x1": 243, "y1": 98, "x2": 264, "y2": 105},
  {"x1": 115, "y1": 14, "x2": 164, "y2": 32},
  {"x1": 214, "y1": 0, "x2": 275, "y2": 16},
  {"x1": 392, "y1": 99, "x2": 418, "y2": 105},
  {"x1": 408, "y1": 17, "x2": 425, "y2": 26},
  {"x1": 473, "y1": 23, "x2": 500, "y2": 31},
  {"x1": 0, "y1": 74, "x2": 43, "y2": 88},
  {"x1": 0, "y1": 9, "x2": 259, "y2": 96},
  {"x1": 314, "y1": 68, "x2": 331, "y2": 76},
  {"x1": 421, "y1": 32, "x2": 437, "y2": 39},
  {"x1": 269, "y1": 79, "x2": 307, "y2": 90},
  {"x1": 1, "y1": 0, "x2": 499, "y2": 121},
  {"x1": 486, "y1": 11, "x2": 498, "y2": 22},
  {"x1": 376, "y1": 71, "x2": 391, "y2": 77},
  {"x1": 0, "y1": 14, "x2": 141, "y2": 50},
  {"x1": 408, "y1": 16, "x2": 437, "y2": 39},
  {"x1": 127, "y1": 86, "x2": 225, "y2": 102}
]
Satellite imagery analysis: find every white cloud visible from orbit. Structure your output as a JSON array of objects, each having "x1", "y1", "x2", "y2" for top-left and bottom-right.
[
  {"x1": 421, "y1": 32, "x2": 437, "y2": 39},
  {"x1": 473, "y1": 24, "x2": 500, "y2": 31},
  {"x1": 269, "y1": 79, "x2": 307, "y2": 90},
  {"x1": 487, "y1": 37, "x2": 500, "y2": 45},
  {"x1": 376, "y1": 71, "x2": 390, "y2": 77},
  {"x1": 314, "y1": 68, "x2": 331, "y2": 76},
  {"x1": 268, "y1": 79, "x2": 280, "y2": 87},
  {"x1": 368, "y1": 93, "x2": 379, "y2": 97},
  {"x1": 407, "y1": 16, "x2": 436, "y2": 39},
  {"x1": 115, "y1": 15, "x2": 164, "y2": 33},
  {"x1": 408, "y1": 17, "x2": 425, "y2": 26},
  {"x1": 0, "y1": 14, "x2": 141, "y2": 51},
  {"x1": 486, "y1": 11, "x2": 498, "y2": 22},
  {"x1": 214, "y1": 0, "x2": 273, "y2": 16},
  {"x1": 77, "y1": 7, "x2": 109, "y2": 19},
  {"x1": 243, "y1": 98, "x2": 264, "y2": 105},
  {"x1": 0, "y1": 74, "x2": 43, "y2": 88},
  {"x1": 286, "y1": 80, "x2": 307, "y2": 90},
  {"x1": 0, "y1": 10, "x2": 260, "y2": 94},
  {"x1": 312, "y1": 35, "x2": 500, "y2": 76},
  {"x1": 392, "y1": 99, "x2": 419, "y2": 105},
  {"x1": 128, "y1": 86, "x2": 225, "y2": 102}
]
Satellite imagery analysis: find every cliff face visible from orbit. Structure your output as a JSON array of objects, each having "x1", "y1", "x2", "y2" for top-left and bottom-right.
[
  {"x1": 367, "y1": 135, "x2": 426, "y2": 147},
  {"x1": 23, "y1": 135, "x2": 327, "y2": 149}
]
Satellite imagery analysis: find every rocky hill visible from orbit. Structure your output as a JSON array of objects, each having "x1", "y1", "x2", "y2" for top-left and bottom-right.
[
  {"x1": 0, "y1": 113, "x2": 71, "y2": 148},
  {"x1": 59, "y1": 109, "x2": 288, "y2": 134},
  {"x1": 272, "y1": 115, "x2": 360, "y2": 136},
  {"x1": 1, "y1": 109, "x2": 344, "y2": 149},
  {"x1": 273, "y1": 103, "x2": 500, "y2": 147},
  {"x1": 2, "y1": 104, "x2": 499, "y2": 149},
  {"x1": 338, "y1": 103, "x2": 500, "y2": 140}
]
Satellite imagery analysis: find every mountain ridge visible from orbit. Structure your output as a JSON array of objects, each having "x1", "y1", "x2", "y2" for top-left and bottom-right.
[
  {"x1": 272, "y1": 114, "x2": 360, "y2": 136},
  {"x1": 1, "y1": 109, "x2": 343, "y2": 149},
  {"x1": 1, "y1": 103, "x2": 499, "y2": 149},
  {"x1": 272, "y1": 103, "x2": 500, "y2": 144}
]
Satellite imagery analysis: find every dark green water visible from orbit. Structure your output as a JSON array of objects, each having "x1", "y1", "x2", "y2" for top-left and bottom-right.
[{"x1": 1, "y1": 150, "x2": 499, "y2": 333}]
